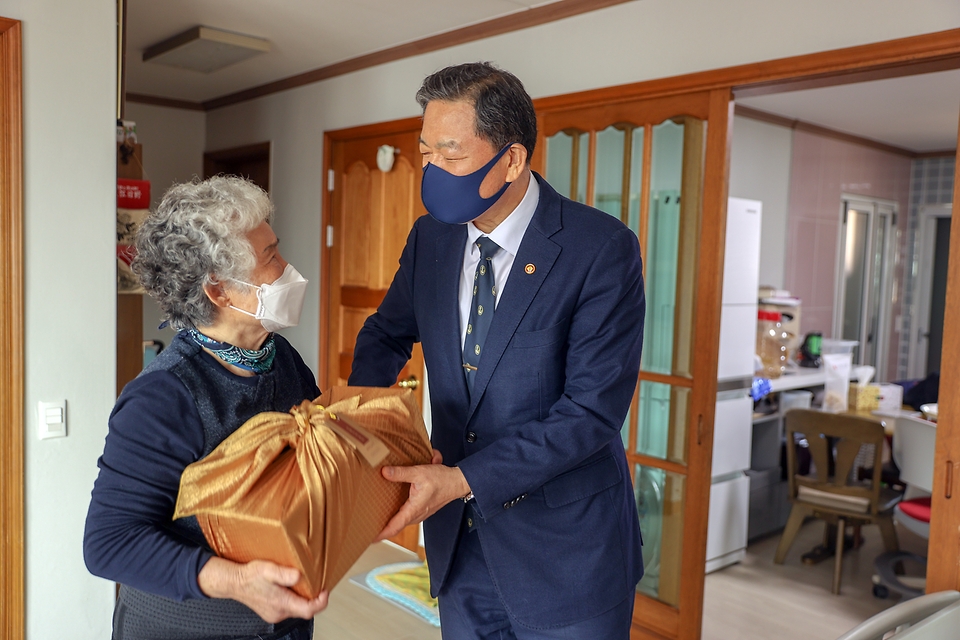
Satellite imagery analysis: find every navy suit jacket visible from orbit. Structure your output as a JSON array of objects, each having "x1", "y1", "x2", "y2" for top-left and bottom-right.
[{"x1": 350, "y1": 174, "x2": 645, "y2": 627}]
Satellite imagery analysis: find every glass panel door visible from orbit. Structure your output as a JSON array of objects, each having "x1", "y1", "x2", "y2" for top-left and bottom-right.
[
  {"x1": 840, "y1": 207, "x2": 869, "y2": 350},
  {"x1": 539, "y1": 89, "x2": 726, "y2": 640},
  {"x1": 837, "y1": 198, "x2": 897, "y2": 372}
]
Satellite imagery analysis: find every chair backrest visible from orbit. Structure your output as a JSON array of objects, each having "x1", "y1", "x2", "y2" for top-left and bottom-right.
[
  {"x1": 834, "y1": 590, "x2": 960, "y2": 640},
  {"x1": 784, "y1": 409, "x2": 886, "y2": 514},
  {"x1": 893, "y1": 415, "x2": 937, "y2": 493}
]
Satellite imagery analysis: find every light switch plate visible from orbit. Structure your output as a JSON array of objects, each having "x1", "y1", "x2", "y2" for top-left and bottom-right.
[{"x1": 38, "y1": 400, "x2": 67, "y2": 439}]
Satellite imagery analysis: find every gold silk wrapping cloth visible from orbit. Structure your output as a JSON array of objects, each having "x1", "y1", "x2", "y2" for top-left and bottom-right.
[{"x1": 173, "y1": 386, "x2": 432, "y2": 599}]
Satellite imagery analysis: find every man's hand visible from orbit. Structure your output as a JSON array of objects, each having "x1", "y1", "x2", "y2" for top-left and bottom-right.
[
  {"x1": 198, "y1": 557, "x2": 329, "y2": 623},
  {"x1": 377, "y1": 452, "x2": 469, "y2": 540}
]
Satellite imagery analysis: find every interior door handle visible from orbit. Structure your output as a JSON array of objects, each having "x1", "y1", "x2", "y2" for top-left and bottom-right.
[{"x1": 398, "y1": 375, "x2": 419, "y2": 390}]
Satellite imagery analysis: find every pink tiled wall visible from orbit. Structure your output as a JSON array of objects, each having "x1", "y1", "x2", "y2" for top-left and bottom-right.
[{"x1": 784, "y1": 129, "x2": 911, "y2": 381}]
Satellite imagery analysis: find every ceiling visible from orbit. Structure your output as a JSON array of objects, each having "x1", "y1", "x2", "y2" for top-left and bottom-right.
[
  {"x1": 124, "y1": 0, "x2": 566, "y2": 103},
  {"x1": 737, "y1": 70, "x2": 960, "y2": 153},
  {"x1": 125, "y1": 0, "x2": 960, "y2": 153}
]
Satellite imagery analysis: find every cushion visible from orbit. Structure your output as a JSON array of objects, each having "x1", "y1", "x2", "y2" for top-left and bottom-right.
[{"x1": 898, "y1": 497, "x2": 932, "y2": 523}]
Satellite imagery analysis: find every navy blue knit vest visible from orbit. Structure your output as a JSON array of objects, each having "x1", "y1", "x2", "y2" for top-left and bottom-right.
[{"x1": 114, "y1": 332, "x2": 319, "y2": 640}]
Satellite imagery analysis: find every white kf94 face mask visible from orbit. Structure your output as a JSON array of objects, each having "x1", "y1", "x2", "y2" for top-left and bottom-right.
[{"x1": 230, "y1": 263, "x2": 309, "y2": 332}]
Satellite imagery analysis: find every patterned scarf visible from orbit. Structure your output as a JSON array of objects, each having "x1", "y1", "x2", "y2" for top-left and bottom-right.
[{"x1": 187, "y1": 329, "x2": 276, "y2": 375}]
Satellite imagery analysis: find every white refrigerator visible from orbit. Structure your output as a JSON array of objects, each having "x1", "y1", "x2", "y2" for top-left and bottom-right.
[{"x1": 706, "y1": 197, "x2": 762, "y2": 573}]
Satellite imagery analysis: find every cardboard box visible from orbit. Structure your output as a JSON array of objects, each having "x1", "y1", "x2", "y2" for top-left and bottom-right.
[
  {"x1": 876, "y1": 383, "x2": 904, "y2": 412},
  {"x1": 848, "y1": 383, "x2": 880, "y2": 411}
]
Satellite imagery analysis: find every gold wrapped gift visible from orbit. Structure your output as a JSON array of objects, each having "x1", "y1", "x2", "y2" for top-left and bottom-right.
[{"x1": 173, "y1": 386, "x2": 432, "y2": 599}]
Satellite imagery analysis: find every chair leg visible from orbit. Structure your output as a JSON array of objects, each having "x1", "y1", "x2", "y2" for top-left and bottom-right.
[
  {"x1": 775, "y1": 504, "x2": 808, "y2": 564},
  {"x1": 832, "y1": 517, "x2": 845, "y2": 595},
  {"x1": 877, "y1": 515, "x2": 900, "y2": 553}
]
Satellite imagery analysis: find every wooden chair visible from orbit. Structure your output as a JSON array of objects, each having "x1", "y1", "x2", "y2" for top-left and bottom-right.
[{"x1": 773, "y1": 409, "x2": 901, "y2": 594}]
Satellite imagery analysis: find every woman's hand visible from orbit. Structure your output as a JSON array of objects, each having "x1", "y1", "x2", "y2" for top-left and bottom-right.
[{"x1": 198, "y1": 557, "x2": 329, "y2": 623}]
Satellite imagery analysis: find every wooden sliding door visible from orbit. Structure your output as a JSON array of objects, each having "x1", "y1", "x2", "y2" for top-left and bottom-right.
[{"x1": 533, "y1": 88, "x2": 732, "y2": 640}]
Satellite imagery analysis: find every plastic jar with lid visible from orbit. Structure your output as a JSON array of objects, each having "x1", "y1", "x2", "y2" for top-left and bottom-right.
[{"x1": 757, "y1": 309, "x2": 790, "y2": 378}]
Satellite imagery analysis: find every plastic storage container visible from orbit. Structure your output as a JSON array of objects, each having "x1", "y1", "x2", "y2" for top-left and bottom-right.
[
  {"x1": 756, "y1": 310, "x2": 791, "y2": 378},
  {"x1": 780, "y1": 390, "x2": 813, "y2": 413},
  {"x1": 821, "y1": 338, "x2": 859, "y2": 357}
]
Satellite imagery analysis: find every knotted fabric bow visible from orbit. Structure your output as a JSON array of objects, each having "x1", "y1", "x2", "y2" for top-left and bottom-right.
[{"x1": 174, "y1": 386, "x2": 433, "y2": 598}]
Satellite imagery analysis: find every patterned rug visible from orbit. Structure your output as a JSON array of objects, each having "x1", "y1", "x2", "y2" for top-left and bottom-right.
[{"x1": 349, "y1": 561, "x2": 440, "y2": 627}]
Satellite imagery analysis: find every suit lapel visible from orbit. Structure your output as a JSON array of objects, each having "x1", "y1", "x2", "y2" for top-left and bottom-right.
[
  {"x1": 435, "y1": 223, "x2": 471, "y2": 406},
  {"x1": 467, "y1": 174, "x2": 562, "y2": 421}
]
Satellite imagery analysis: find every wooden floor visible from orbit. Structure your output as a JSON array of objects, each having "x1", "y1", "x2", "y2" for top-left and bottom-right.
[
  {"x1": 316, "y1": 520, "x2": 927, "y2": 640},
  {"x1": 314, "y1": 541, "x2": 442, "y2": 640},
  {"x1": 702, "y1": 519, "x2": 928, "y2": 640}
]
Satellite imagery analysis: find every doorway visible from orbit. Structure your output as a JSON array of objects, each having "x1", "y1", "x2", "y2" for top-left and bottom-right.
[
  {"x1": 911, "y1": 203, "x2": 953, "y2": 378},
  {"x1": 204, "y1": 141, "x2": 270, "y2": 191}
]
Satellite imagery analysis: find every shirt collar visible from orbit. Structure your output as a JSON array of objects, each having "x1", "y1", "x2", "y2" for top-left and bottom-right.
[{"x1": 466, "y1": 172, "x2": 540, "y2": 257}]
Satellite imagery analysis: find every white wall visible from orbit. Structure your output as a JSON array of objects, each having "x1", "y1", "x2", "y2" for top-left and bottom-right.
[
  {"x1": 206, "y1": 0, "x2": 960, "y2": 377},
  {"x1": 124, "y1": 102, "x2": 206, "y2": 346},
  {"x1": 0, "y1": 0, "x2": 119, "y2": 637},
  {"x1": 728, "y1": 115, "x2": 794, "y2": 290}
]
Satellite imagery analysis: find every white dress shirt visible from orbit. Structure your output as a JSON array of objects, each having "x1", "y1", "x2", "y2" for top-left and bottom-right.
[{"x1": 459, "y1": 175, "x2": 540, "y2": 349}]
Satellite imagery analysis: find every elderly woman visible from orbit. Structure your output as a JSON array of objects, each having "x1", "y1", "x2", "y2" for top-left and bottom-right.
[{"x1": 84, "y1": 176, "x2": 327, "y2": 640}]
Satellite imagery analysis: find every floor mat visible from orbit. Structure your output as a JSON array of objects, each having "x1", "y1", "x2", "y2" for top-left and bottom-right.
[{"x1": 349, "y1": 561, "x2": 440, "y2": 627}]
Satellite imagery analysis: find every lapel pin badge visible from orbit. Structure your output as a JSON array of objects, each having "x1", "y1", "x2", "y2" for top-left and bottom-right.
[{"x1": 524, "y1": 263, "x2": 536, "y2": 274}]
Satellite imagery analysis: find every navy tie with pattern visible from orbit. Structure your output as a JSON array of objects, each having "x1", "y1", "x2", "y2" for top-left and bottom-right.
[{"x1": 462, "y1": 236, "x2": 501, "y2": 395}]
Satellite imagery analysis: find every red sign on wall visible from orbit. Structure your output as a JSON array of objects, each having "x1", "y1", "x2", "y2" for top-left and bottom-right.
[{"x1": 117, "y1": 179, "x2": 150, "y2": 209}]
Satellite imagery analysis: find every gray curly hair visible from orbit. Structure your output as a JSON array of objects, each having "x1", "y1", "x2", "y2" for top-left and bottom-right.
[{"x1": 132, "y1": 175, "x2": 274, "y2": 330}]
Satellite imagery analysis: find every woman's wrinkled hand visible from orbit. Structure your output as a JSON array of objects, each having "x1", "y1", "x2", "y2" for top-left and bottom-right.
[{"x1": 198, "y1": 557, "x2": 329, "y2": 623}]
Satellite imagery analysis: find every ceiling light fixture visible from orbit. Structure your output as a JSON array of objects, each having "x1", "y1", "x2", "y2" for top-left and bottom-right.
[{"x1": 143, "y1": 26, "x2": 270, "y2": 74}]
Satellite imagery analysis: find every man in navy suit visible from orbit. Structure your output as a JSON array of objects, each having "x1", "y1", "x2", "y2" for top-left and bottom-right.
[{"x1": 349, "y1": 62, "x2": 645, "y2": 639}]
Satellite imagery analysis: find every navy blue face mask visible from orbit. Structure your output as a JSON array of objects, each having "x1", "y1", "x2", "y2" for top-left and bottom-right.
[{"x1": 421, "y1": 144, "x2": 514, "y2": 225}]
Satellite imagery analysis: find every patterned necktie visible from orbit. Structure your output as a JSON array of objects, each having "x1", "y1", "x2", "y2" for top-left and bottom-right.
[{"x1": 462, "y1": 236, "x2": 501, "y2": 394}]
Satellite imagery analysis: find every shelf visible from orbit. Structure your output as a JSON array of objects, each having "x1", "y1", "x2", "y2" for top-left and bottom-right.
[{"x1": 767, "y1": 368, "x2": 826, "y2": 393}]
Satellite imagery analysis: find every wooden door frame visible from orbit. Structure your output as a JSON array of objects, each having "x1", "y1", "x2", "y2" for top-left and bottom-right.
[
  {"x1": 0, "y1": 16, "x2": 23, "y2": 640},
  {"x1": 928, "y1": 119, "x2": 960, "y2": 592}
]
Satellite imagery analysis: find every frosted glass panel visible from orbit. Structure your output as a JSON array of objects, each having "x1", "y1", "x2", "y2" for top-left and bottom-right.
[
  {"x1": 635, "y1": 464, "x2": 684, "y2": 606},
  {"x1": 642, "y1": 189, "x2": 680, "y2": 375},
  {"x1": 641, "y1": 118, "x2": 701, "y2": 379},
  {"x1": 595, "y1": 126, "x2": 625, "y2": 217},
  {"x1": 545, "y1": 131, "x2": 573, "y2": 198},
  {"x1": 544, "y1": 129, "x2": 589, "y2": 203},
  {"x1": 627, "y1": 127, "x2": 644, "y2": 235},
  {"x1": 841, "y1": 208, "x2": 869, "y2": 345},
  {"x1": 635, "y1": 381, "x2": 688, "y2": 464}
]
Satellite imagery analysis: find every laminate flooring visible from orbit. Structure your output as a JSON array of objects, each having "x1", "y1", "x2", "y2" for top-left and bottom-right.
[
  {"x1": 702, "y1": 519, "x2": 927, "y2": 640},
  {"x1": 315, "y1": 521, "x2": 927, "y2": 640},
  {"x1": 313, "y1": 541, "x2": 442, "y2": 640}
]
